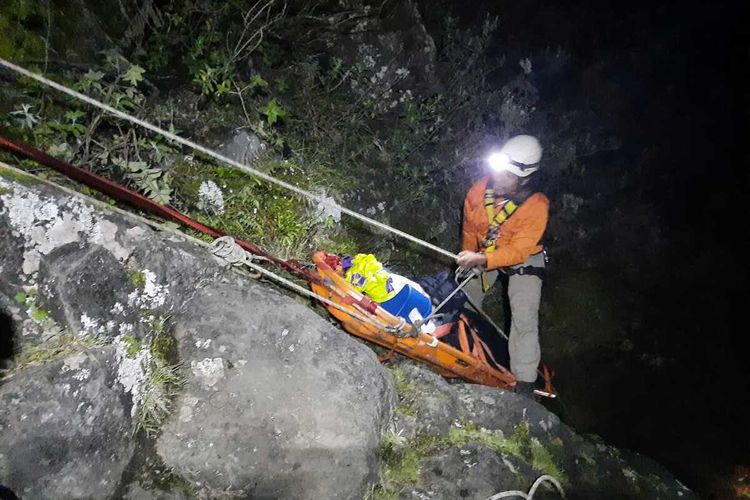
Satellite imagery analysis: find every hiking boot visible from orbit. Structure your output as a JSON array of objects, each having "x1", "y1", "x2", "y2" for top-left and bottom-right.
[{"x1": 515, "y1": 381, "x2": 538, "y2": 400}]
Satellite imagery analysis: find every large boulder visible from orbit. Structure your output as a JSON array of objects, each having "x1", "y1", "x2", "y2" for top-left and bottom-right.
[
  {"x1": 0, "y1": 347, "x2": 134, "y2": 499},
  {"x1": 378, "y1": 359, "x2": 698, "y2": 499},
  {"x1": 0, "y1": 163, "x2": 394, "y2": 498},
  {"x1": 156, "y1": 278, "x2": 393, "y2": 498}
]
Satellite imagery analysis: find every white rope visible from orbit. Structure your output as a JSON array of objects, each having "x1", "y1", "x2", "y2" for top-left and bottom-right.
[
  {"x1": 486, "y1": 474, "x2": 566, "y2": 500},
  {"x1": 0, "y1": 57, "x2": 458, "y2": 261},
  {"x1": 423, "y1": 271, "x2": 476, "y2": 322},
  {"x1": 205, "y1": 235, "x2": 407, "y2": 334},
  {"x1": 454, "y1": 269, "x2": 510, "y2": 341},
  {"x1": 206, "y1": 235, "x2": 391, "y2": 328},
  {"x1": 235, "y1": 253, "x2": 400, "y2": 334}
]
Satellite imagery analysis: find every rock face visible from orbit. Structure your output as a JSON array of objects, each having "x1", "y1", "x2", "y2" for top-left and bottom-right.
[
  {"x1": 378, "y1": 361, "x2": 698, "y2": 499},
  {"x1": 0, "y1": 164, "x2": 393, "y2": 499},
  {"x1": 214, "y1": 129, "x2": 267, "y2": 166},
  {"x1": 0, "y1": 347, "x2": 134, "y2": 500},
  {"x1": 156, "y1": 279, "x2": 394, "y2": 498}
]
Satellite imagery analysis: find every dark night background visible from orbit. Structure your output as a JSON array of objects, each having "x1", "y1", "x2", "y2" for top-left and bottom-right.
[
  {"x1": 417, "y1": 0, "x2": 749, "y2": 495},
  {"x1": 1, "y1": 0, "x2": 748, "y2": 497}
]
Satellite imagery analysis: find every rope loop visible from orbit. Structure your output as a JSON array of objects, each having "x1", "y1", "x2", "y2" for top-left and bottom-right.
[
  {"x1": 210, "y1": 236, "x2": 273, "y2": 270},
  {"x1": 385, "y1": 317, "x2": 410, "y2": 337},
  {"x1": 210, "y1": 236, "x2": 257, "y2": 266},
  {"x1": 486, "y1": 474, "x2": 566, "y2": 500}
]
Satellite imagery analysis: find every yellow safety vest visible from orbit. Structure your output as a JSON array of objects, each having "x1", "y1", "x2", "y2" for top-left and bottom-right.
[{"x1": 344, "y1": 254, "x2": 398, "y2": 303}]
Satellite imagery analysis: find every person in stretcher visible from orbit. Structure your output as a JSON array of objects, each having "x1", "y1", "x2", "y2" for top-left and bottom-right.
[
  {"x1": 336, "y1": 253, "x2": 437, "y2": 334},
  {"x1": 324, "y1": 251, "x2": 552, "y2": 397}
]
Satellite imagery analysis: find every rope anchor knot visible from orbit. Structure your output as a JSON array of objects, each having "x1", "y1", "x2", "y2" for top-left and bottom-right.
[{"x1": 210, "y1": 236, "x2": 265, "y2": 267}]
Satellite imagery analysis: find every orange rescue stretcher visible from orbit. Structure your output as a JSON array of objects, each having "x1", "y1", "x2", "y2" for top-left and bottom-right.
[{"x1": 311, "y1": 251, "x2": 557, "y2": 396}]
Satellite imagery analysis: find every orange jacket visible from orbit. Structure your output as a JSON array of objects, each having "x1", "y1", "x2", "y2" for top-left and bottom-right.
[{"x1": 462, "y1": 177, "x2": 549, "y2": 270}]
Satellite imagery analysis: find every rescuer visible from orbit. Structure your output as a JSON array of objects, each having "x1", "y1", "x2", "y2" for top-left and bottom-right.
[{"x1": 456, "y1": 135, "x2": 549, "y2": 397}]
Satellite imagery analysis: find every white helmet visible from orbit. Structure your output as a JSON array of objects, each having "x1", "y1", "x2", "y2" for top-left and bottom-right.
[{"x1": 486, "y1": 135, "x2": 543, "y2": 177}]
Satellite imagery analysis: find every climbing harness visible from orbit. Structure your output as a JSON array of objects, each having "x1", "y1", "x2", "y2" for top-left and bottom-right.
[
  {"x1": 482, "y1": 187, "x2": 519, "y2": 252},
  {"x1": 480, "y1": 185, "x2": 519, "y2": 292},
  {"x1": 479, "y1": 186, "x2": 547, "y2": 290},
  {"x1": 506, "y1": 265, "x2": 545, "y2": 279},
  {"x1": 0, "y1": 57, "x2": 458, "y2": 262},
  {"x1": 506, "y1": 248, "x2": 548, "y2": 280}
]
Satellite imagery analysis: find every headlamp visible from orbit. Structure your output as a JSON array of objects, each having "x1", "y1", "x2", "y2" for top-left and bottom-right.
[
  {"x1": 485, "y1": 151, "x2": 539, "y2": 176},
  {"x1": 486, "y1": 152, "x2": 511, "y2": 172}
]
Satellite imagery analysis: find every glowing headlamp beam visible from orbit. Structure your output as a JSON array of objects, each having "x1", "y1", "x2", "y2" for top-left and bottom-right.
[{"x1": 486, "y1": 152, "x2": 511, "y2": 172}]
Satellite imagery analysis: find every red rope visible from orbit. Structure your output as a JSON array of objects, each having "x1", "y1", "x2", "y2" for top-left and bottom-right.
[{"x1": 0, "y1": 134, "x2": 320, "y2": 283}]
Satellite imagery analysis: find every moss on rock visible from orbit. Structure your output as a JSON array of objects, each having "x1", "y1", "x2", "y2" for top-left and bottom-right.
[
  {"x1": 372, "y1": 418, "x2": 569, "y2": 496},
  {"x1": 13, "y1": 333, "x2": 101, "y2": 368},
  {"x1": 0, "y1": 163, "x2": 42, "y2": 185},
  {"x1": 122, "y1": 335, "x2": 142, "y2": 359},
  {"x1": 446, "y1": 421, "x2": 522, "y2": 458},
  {"x1": 128, "y1": 269, "x2": 147, "y2": 290},
  {"x1": 386, "y1": 364, "x2": 420, "y2": 415},
  {"x1": 530, "y1": 438, "x2": 567, "y2": 483},
  {"x1": 0, "y1": 1, "x2": 47, "y2": 61}
]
